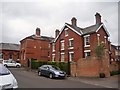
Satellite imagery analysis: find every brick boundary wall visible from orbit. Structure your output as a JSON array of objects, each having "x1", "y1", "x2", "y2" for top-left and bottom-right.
[{"x1": 70, "y1": 49, "x2": 118, "y2": 77}]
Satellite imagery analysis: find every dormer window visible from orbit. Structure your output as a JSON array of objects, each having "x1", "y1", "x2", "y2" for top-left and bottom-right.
[{"x1": 84, "y1": 35, "x2": 90, "y2": 47}]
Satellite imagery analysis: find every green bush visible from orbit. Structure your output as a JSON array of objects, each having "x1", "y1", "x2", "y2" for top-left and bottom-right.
[
  {"x1": 99, "y1": 73, "x2": 105, "y2": 78},
  {"x1": 110, "y1": 70, "x2": 120, "y2": 76},
  {"x1": 31, "y1": 60, "x2": 68, "y2": 73}
]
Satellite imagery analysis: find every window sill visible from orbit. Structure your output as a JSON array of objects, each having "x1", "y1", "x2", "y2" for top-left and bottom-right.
[
  {"x1": 69, "y1": 47, "x2": 74, "y2": 49},
  {"x1": 84, "y1": 45, "x2": 90, "y2": 47}
]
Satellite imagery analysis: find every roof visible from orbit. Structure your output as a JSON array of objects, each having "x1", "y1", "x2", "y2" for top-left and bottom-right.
[
  {"x1": 20, "y1": 35, "x2": 54, "y2": 42},
  {"x1": 0, "y1": 43, "x2": 20, "y2": 51},
  {"x1": 111, "y1": 44, "x2": 120, "y2": 50},
  {"x1": 54, "y1": 22, "x2": 110, "y2": 42}
]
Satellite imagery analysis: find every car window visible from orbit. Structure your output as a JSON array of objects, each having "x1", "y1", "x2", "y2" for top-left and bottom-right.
[
  {"x1": 11, "y1": 61, "x2": 16, "y2": 63},
  {"x1": 0, "y1": 65, "x2": 10, "y2": 75},
  {"x1": 51, "y1": 65, "x2": 60, "y2": 70}
]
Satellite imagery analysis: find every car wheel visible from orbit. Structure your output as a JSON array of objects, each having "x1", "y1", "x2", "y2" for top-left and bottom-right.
[
  {"x1": 4, "y1": 64, "x2": 7, "y2": 67},
  {"x1": 16, "y1": 65, "x2": 20, "y2": 68},
  {"x1": 49, "y1": 73, "x2": 53, "y2": 79},
  {"x1": 38, "y1": 71, "x2": 42, "y2": 76}
]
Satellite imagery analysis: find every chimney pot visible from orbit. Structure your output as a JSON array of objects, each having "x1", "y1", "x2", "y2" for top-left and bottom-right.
[{"x1": 71, "y1": 17, "x2": 77, "y2": 26}]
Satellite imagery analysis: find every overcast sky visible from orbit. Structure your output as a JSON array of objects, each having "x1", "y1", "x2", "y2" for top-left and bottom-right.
[{"x1": 0, "y1": 0, "x2": 119, "y2": 45}]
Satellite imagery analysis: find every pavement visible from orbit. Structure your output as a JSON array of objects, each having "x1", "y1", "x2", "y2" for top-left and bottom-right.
[{"x1": 68, "y1": 75, "x2": 120, "y2": 88}]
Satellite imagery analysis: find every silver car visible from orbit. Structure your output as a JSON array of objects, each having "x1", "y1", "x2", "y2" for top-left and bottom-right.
[
  {"x1": 0, "y1": 64, "x2": 18, "y2": 90},
  {"x1": 38, "y1": 65, "x2": 66, "y2": 79}
]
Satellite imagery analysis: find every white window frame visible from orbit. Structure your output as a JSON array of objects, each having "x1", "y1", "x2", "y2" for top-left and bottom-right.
[
  {"x1": 52, "y1": 54, "x2": 55, "y2": 62},
  {"x1": 65, "y1": 28, "x2": 68, "y2": 37},
  {"x1": 104, "y1": 36, "x2": 107, "y2": 44},
  {"x1": 69, "y1": 38, "x2": 74, "y2": 49},
  {"x1": 61, "y1": 40, "x2": 65, "y2": 50},
  {"x1": 97, "y1": 34, "x2": 100, "y2": 46},
  {"x1": 69, "y1": 52, "x2": 74, "y2": 62},
  {"x1": 61, "y1": 53, "x2": 65, "y2": 62},
  {"x1": 52, "y1": 43, "x2": 55, "y2": 52},
  {"x1": 84, "y1": 35, "x2": 90, "y2": 47},
  {"x1": 84, "y1": 50, "x2": 91, "y2": 58}
]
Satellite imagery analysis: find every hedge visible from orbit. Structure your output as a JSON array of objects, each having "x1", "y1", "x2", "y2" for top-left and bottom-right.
[
  {"x1": 110, "y1": 70, "x2": 120, "y2": 76},
  {"x1": 31, "y1": 60, "x2": 69, "y2": 74}
]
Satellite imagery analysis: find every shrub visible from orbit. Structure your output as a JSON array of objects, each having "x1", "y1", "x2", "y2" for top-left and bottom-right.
[
  {"x1": 99, "y1": 73, "x2": 105, "y2": 78},
  {"x1": 110, "y1": 70, "x2": 120, "y2": 76},
  {"x1": 31, "y1": 60, "x2": 68, "y2": 73}
]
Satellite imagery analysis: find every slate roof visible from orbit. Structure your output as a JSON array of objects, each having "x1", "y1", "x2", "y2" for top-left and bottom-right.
[
  {"x1": 20, "y1": 35, "x2": 54, "y2": 42},
  {"x1": 0, "y1": 43, "x2": 20, "y2": 51},
  {"x1": 66, "y1": 23, "x2": 103, "y2": 36},
  {"x1": 54, "y1": 22, "x2": 109, "y2": 43}
]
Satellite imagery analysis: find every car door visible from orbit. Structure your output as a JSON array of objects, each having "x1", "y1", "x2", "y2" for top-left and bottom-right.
[
  {"x1": 41, "y1": 66, "x2": 48, "y2": 76},
  {"x1": 11, "y1": 61, "x2": 16, "y2": 67}
]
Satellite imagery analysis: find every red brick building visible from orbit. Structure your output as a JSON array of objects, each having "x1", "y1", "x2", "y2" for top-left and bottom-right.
[
  {"x1": 111, "y1": 44, "x2": 120, "y2": 62},
  {"x1": 0, "y1": 43, "x2": 20, "y2": 61},
  {"x1": 20, "y1": 28, "x2": 54, "y2": 66},
  {"x1": 50, "y1": 12, "x2": 110, "y2": 63}
]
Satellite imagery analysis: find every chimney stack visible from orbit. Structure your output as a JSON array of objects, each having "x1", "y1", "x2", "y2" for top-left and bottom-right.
[
  {"x1": 71, "y1": 17, "x2": 77, "y2": 26},
  {"x1": 36, "y1": 27, "x2": 40, "y2": 36},
  {"x1": 95, "y1": 12, "x2": 101, "y2": 24},
  {"x1": 55, "y1": 29, "x2": 60, "y2": 37}
]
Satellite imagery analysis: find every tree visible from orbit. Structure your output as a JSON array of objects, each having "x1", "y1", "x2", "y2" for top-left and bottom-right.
[{"x1": 95, "y1": 44, "x2": 104, "y2": 59}]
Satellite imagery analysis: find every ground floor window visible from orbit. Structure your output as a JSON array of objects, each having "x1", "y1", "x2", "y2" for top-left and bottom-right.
[
  {"x1": 84, "y1": 50, "x2": 91, "y2": 58},
  {"x1": 69, "y1": 52, "x2": 74, "y2": 62},
  {"x1": 52, "y1": 54, "x2": 55, "y2": 62},
  {"x1": 61, "y1": 53, "x2": 65, "y2": 62}
]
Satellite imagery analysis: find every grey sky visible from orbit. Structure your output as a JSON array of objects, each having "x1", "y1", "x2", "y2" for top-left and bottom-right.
[{"x1": 0, "y1": 0, "x2": 119, "y2": 45}]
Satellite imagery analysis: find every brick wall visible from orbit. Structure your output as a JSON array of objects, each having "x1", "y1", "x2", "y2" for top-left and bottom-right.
[{"x1": 71, "y1": 49, "x2": 111, "y2": 77}]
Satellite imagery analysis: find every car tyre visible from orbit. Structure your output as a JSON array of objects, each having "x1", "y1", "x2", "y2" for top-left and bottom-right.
[
  {"x1": 4, "y1": 64, "x2": 7, "y2": 67},
  {"x1": 38, "y1": 71, "x2": 42, "y2": 76},
  {"x1": 49, "y1": 73, "x2": 53, "y2": 79},
  {"x1": 16, "y1": 65, "x2": 20, "y2": 68}
]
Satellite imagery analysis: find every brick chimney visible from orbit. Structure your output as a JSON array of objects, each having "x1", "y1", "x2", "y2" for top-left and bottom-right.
[
  {"x1": 95, "y1": 12, "x2": 101, "y2": 24},
  {"x1": 36, "y1": 28, "x2": 40, "y2": 36},
  {"x1": 71, "y1": 17, "x2": 77, "y2": 26},
  {"x1": 55, "y1": 29, "x2": 60, "y2": 37}
]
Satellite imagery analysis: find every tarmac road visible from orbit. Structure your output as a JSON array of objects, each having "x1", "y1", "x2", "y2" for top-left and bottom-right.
[{"x1": 9, "y1": 68, "x2": 105, "y2": 88}]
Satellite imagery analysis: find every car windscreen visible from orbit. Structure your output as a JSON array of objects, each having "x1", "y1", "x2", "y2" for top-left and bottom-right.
[
  {"x1": 51, "y1": 65, "x2": 60, "y2": 70},
  {"x1": 0, "y1": 65, "x2": 10, "y2": 75}
]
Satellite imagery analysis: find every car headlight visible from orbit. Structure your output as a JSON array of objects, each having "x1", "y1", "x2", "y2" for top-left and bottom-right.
[
  {"x1": 13, "y1": 79, "x2": 18, "y2": 88},
  {"x1": 54, "y1": 71, "x2": 60, "y2": 75}
]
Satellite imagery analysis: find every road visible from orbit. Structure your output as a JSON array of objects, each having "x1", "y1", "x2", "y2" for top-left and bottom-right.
[{"x1": 9, "y1": 68, "x2": 105, "y2": 88}]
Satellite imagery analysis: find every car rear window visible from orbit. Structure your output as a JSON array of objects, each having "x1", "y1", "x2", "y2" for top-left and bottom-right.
[{"x1": 0, "y1": 65, "x2": 10, "y2": 75}]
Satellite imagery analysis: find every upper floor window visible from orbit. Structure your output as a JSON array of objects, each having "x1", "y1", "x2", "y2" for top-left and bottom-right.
[
  {"x1": 69, "y1": 38, "x2": 74, "y2": 49},
  {"x1": 84, "y1": 35, "x2": 90, "y2": 47},
  {"x1": 104, "y1": 36, "x2": 107, "y2": 44},
  {"x1": 52, "y1": 43, "x2": 55, "y2": 52},
  {"x1": 61, "y1": 40, "x2": 65, "y2": 50},
  {"x1": 65, "y1": 28, "x2": 68, "y2": 37}
]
